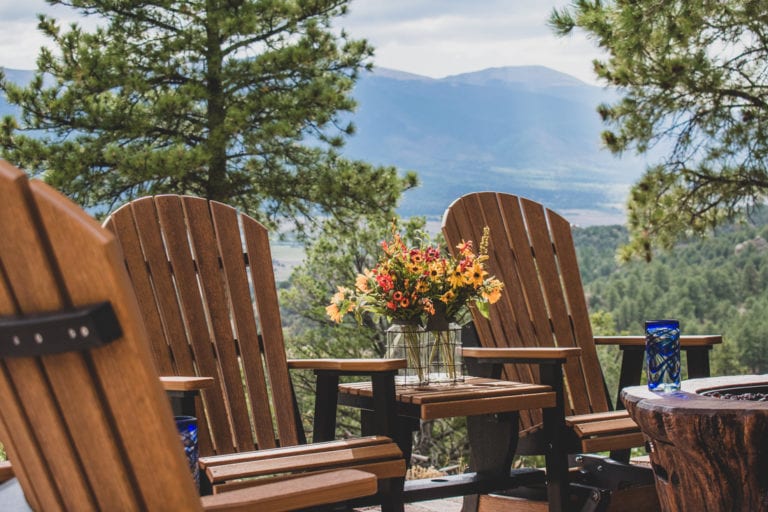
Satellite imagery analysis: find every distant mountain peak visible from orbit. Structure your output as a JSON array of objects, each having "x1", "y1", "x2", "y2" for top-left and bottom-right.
[
  {"x1": 366, "y1": 65, "x2": 592, "y2": 90},
  {"x1": 443, "y1": 65, "x2": 589, "y2": 89},
  {"x1": 367, "y1": 67, "x2": 434, "y2": 82}
]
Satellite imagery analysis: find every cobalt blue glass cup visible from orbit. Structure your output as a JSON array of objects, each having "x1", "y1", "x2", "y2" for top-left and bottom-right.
[
  {"x1": 645, "y1": 320, "x2": 681, "y2": 392},
  {"x1": 175, "y1": 416, "x2": 199, "y2": 490}
]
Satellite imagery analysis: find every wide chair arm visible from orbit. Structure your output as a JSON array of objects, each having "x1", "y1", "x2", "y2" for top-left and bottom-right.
[
  {"x1": 594, "y1": 334, "x2": 722, "y2": 348},
  {"x1": 287, "y1": 358, "x2": 407, "y2": 443},
  {"x1": 594, "y1": 334, "x2": 723, "y2": 410},
  {"x1": 462, "y1": 346, "x2": 582, "y2": 403},
  {"x1": 286, "y1": 358, "x2": 406, "y2": 374},
  {"x1": 200, "y1": 468, "x2": 377, "y2": 511},
  {"x1": 160, "y1": 376, "x2": 215, "y2": 418}
]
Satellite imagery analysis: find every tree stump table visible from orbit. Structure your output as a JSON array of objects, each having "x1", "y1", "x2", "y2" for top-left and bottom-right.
[{"x1": 621, "y1": 375, "x2": 768, "y2": 512}]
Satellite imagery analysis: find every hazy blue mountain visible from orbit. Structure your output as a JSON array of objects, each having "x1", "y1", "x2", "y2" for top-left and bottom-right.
[
  {"x1": 342, "y1": 65, "x2": 650, "y2": 225},
  {"x1": 1, "y1": 64, "x2": 646, "y2": 225}
]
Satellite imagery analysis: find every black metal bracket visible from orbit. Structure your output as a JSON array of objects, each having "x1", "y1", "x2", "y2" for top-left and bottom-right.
[{"x1": 0, "y1": 302, "x2": 122, "y2": 357}]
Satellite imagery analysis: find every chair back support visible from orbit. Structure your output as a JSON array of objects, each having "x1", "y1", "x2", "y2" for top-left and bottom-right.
[
  {"x1": 442, "y1": 192, "x2": 610, "y2": 428},
  {"x1": 104, "y1": 195, "x2": 299, "y2": 456},
  {"x1": 0, "y1": 161, "x2": 201, "y2": 511}
]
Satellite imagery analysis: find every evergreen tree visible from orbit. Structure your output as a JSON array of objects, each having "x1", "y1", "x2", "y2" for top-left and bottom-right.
[
  {"x1": 551, "y1": 1, "x2": 768, "y2": 260},
  {"x1": 0, "y1": 0, "x2": 416, "y2": 230}
]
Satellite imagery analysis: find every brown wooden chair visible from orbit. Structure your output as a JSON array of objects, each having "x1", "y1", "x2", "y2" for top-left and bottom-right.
[
  {"x1": 442, "y1": 191, "x2": 721, "y2": 511},
  {"x1": 0, "y1": 159, "x2": 381, "y2": 511},
  {"x1": 103, "y1": 194, "x2": 406, "y2": 506}
]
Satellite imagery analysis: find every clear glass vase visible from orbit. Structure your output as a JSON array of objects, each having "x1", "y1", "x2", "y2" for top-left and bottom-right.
[
  {"x1": 425, "y1": 314, "x2": 463, "y2": 384},
  {"x1": 386, "y1": 321, "x2": 429, "y2": 386}
]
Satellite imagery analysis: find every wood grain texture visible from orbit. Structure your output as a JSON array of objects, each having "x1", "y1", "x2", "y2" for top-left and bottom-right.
[
  {"x1": 0, "y1": 160, "x2": 202, "y2": 511},
  {"x1": 623, "y1": 377, "x2": 768, "y2": 512},
  {"x1": 0, "y1": 165, "x2": 386, "y2": 512},
  {"x1": 200, "y1": 469, "x2": 377, "y2": 512},
  {"x1": 104, "y1": 193, "x2": 406, "y2": 503},
  {"x1": 106, "y1": 195, "x2": 292, "y2": 454},
  {"x1": 442, "y1": 192, "x2": 643, "y2": 456},
  {"x1": 286, "y1": 358, "x2": 407, "y2": 371}
]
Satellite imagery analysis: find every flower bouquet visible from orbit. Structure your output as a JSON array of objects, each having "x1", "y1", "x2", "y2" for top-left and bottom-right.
[{"x1": 327, "y1": 223, "x2": 504, "y2": 385}]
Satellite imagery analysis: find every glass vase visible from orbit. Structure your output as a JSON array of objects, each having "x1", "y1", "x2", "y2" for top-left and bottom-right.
[
  {"x1": 386, "y1": 321, "x2": 429, "y2": 386},
  {"x1": 425, "y1": 313, "x2": 463, "y2": 385}
]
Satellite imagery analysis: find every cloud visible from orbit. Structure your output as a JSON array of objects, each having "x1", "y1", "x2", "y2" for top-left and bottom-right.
[
  {"x1": 340, "y1": 0, "x2": 604, "y2": 83},
  {"x1": 0, "y1": 0, "x2": 605, "y2": 84},
  {"x1": 0, "y1": 0, "x2": 99, "y2": 69}
]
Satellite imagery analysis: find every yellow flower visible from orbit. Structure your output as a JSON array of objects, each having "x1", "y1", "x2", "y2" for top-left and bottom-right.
[
  {"x1": 464, "y1": 260, "x2": 487, "y2": 287},
  {"x1": 447, "y1": 266, "x2": 464, "y2": 288},
  {"x1": 428, "y1": 262, "x2": 445, "y2": 280},
  {"x1": 440, "y1": 290, "x2": 456, "y2": 303}
]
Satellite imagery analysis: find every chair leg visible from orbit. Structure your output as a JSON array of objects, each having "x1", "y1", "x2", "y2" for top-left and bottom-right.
[
  {"x1": 378, "y1": 477, "x2": 405, "y2": 512},
  {"x1": 608, "y1": 448, "x2": 631, "y2": 463},
  {"x1": 540, "y1": 365, "x2": 569, "y2": 512}
]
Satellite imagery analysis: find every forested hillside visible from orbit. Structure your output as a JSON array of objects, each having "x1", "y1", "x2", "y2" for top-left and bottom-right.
[{"x1": 574, "y1": 210, "x2": 768, "y2": 378}]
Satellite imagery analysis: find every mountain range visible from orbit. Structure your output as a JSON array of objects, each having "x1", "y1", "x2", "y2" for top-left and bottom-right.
[
  {"x1": 0, "y1": 65, "x2": 650, "y2": 225},
  {"x1": 343, "y1": 65, "x2": 653, "y2": 225}
]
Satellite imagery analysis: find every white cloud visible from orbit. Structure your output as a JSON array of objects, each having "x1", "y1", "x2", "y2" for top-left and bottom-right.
[
  {"x1": 339, "y1": 0, "x2": 605, "y2": 83},
  {"x1": 0, "y1": 0, "x2": 606, "y2": 84},
  {"x1": 0, "y1": 0, "x2": 99, "y2": 69}
]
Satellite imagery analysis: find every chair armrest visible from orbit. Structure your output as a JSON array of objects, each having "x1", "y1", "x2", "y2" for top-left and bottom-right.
[
  {"x1": 161, "y1": 376, "x2": 215, "y2": 418},
  {"x1": 594, "y1": 335, "x2": 722, "y2": 347},
  {"x1": 287, "y1": 358, "x2": 406, "y2": 374},
  {"x1": 160, "y1": 376, "x2": 215, "y2": 392},
  {"x1": 462, "y1": 347, "x2": 582, "y2": 365},
  {"x1": 200, "y1": 468, "x2": 377, "y2": 511},
  {"x1": 0, "y1": 461, "x2": 13, "y2": 484},
  {"x1": 296, "y1": 359, "x2": 405, "y2": 443},
  {"x1": 462, "y1": 347, "x2": 581, "y2": 388}
]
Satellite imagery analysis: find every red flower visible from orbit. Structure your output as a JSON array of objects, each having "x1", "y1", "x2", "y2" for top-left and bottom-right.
[{"x1": 376, "y1": 274, "x2": 394, "y2": 292}]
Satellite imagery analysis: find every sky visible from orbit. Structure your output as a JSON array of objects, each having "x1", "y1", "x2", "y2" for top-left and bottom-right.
[{"x1": 0, "y1": 0, "x2": 604, "y2": 85}]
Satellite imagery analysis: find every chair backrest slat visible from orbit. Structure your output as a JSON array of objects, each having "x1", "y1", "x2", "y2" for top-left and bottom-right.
[
  {"x1": 241, "y1": 213, "x2": 299, "y2": 445},
  {"x1": 105, "y1": 195, "x2": 301, "y2": 456},
  {"x1": 547, "y1": 207, "x2": 608, "y2": 412},
  {"x1": 173, "y1": 196, "x2": 257, "y2": 452},
  {"x1": 442, "y1": 192, "x2": 610, "y2": 427},
  {"x1": 0, "y1": 161, "x2": 201, "y2": 511},
  {"x1": 198, "y1": 199, "x2": 279, "y2": 449}
]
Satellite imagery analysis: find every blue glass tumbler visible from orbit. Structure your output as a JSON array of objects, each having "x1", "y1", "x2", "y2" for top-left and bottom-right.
[
  {"x1": 175, "y1": 416, "x2": 199, "y2": 490},
  {"x1": 645, "y1": 320, "x2": 681, "y2": 392}
]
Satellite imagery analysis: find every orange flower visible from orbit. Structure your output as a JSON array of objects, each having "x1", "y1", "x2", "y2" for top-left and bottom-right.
[
  {"x1": 355, "y1": 273, "x2": 370, "y2": 292},
  {"x1": 325, "y1": 303, "x2": 343, "y2": 323},
  {"x1": 327, "y1": 223, "x2": 504, "y2": 324}
]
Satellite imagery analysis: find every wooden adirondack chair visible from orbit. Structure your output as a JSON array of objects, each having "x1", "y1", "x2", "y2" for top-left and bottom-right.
[
  {"x1": 442, "y1": 191, "x2": 721, "y2": 511},
  {"x1": 0, "y1": 159, "x2": 381, "y2": 511},
  {"x1": 103, "y1": 195, "x2": 406, "y2": 504}
]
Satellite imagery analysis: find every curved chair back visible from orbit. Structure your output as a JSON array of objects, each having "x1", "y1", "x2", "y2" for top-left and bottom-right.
[
  {"x1": 442, "y1": 191, "x2": 610, "y2": 431},
  {"x1": 105, "y1": 195, "x2": 300, "y2": 456}
]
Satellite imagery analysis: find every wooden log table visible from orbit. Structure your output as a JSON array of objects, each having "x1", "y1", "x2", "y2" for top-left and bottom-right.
[
  {"x1": 621, "y1": 375, "x2": 768, "y2": 512},
  {"x1": 336, "y1": 376, "x2": 567, "y2": 512}
]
